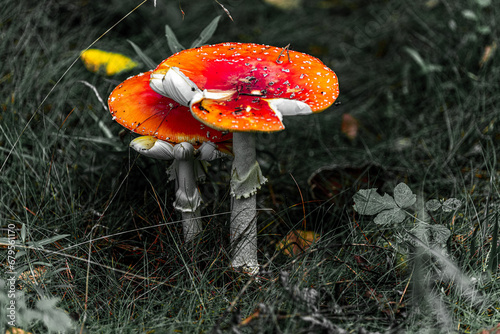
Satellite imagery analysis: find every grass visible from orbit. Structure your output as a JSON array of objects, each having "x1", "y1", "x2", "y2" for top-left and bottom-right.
[{"x1": 1, "y1": 0, "x2": 499, "y2": 332}]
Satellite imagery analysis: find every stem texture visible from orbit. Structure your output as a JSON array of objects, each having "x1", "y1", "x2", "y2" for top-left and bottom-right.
[{"x1": 230, "y1": 132, "x2": 260, "y2": 273}]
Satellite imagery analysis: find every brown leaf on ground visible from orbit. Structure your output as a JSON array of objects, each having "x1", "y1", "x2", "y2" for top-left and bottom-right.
[
  {"x1": 480, "y1": 42, "x2": 497, "y2": 68},
  {"x1": 6, "y1": 328, "x2": 32, "y2": 334},
  {"x1": 477, "y1": 323, "x2": 500, "y2": 334},
  {"x1": 277, "y1": 230, "x2": 320, "y2": 257},
  {"x1": 341, "y1": 113, "x2": 359, "y2": 140}
]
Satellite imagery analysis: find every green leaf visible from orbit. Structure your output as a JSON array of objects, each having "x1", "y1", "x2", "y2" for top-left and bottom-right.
[
  {"x1": 404, "y1": 47, "x2": 426, "y2": 70},
  {"x1": 36, "y1": 298, "x2": 73, "y2": 331},
  {"x1": 374, "y1": 208, "x2": 406, "y2": 225},
  {"x1": 394, "y1": 183, "x2": 416, "y2": 208},
  {"x1": 425, "y1": 199, "x2": 442, "y2": 212},
  {"x1": 21, "y1": 223, "x2": 26, "y2": 243},
  {"x1": 429, "y1": 224, "x2": 451, "y2": 244},
  {"x1": 36, "y1": 297, "x2": 59, "y2": 311},
  {"x1": 353, "y1": 188, "x2": 397, "y2": 215},
  {"x1": 477, "y1": 25, "x2": 491, "y2": 35},
  {"x1": 31, "y1": 261, "x2": 53, "y2": 266},
  {"x1": 475, "y1": 0, "x2": 491, "y2": 7},
  {"x1": 404, "y1": 47, "x2": 442, "y2": 73},
  {"x1": 442, "y1": 198, "x2": 461, "y2": 212},
  {"x1": 43, "y1": 310, "x2": 73, "y2": 332},
  {"x1": 15, "y1": 250, "x2": 27, "y2": 259},
  {"x1": 190, "y1": 15, "x2": 221, "y2": 48},
  {"x1": 461, "y1": 9, "x2": 478, "y2": 21},
  {"x1": 127, "y1": 40, "x2": 156, "y2": 69},
  {"x1": 21, "y1": 308, "x2": 43, "y2": 325},
  {"x1": 165, "y1": 25, "x2": 185, "y2": 54},
  {"x1": 27, "y1": 234, "x2": 70, "y2": 247}
]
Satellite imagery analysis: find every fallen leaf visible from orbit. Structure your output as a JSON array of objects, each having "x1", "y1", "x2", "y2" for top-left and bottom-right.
[
  {"x1": 263, "y1": 0, "x2": 301, "y2": 10},
  {"x1": 341, "y1": 113, "x2": 359, "y2": 140},
  {"x1": 80, "y1": 49, "x2": 138, "y2": 76},
  {"x1": 18, "y1": 266, "x2": 47, "y2": 286},
  {"x1": 425, "y1": 0, "x2": 439, "y2": 8},
  {"x1": 6, "y1": 328, "x2": 32, "y2": 334},
  {"x1": 477, "y1": 323, "x2": 500, "y2": 334},
  {"x1": 480, "y1": 42, "x2": 497, "y2": 68},
  {"x1": 277, "y1": 230, "x2": 320, "y2": 257},
  {"x1": 240, "y1": 309, "x2": 261, "y2": 325}
]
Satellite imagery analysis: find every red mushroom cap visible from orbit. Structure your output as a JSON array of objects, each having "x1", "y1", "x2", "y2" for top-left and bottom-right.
[
  {"x1": 108, "y1": 71, "x2": 233, "y2": 150},
  {"x1": 151, "y1": 43, "x2": 339, "y2": 132}
]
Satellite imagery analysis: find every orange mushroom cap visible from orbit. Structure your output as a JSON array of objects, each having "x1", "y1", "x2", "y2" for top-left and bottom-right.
[
  {"x1": 108, "y1": 71, "x2": 232, "y2": 151},
  {"x1": 151, "y1": 43, "x2": 339, "y2": 132}
]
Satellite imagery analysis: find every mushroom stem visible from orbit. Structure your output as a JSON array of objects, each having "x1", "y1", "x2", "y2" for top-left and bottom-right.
[
  {"x1": 230, "y1": 132, "x2": 264, "y2": 274},
  {"x1": 172, "y1": 143, "x2": 203, "y2": 242},
  {"x1": 181, "y1": 209, "x2": 202, "y2": 242}
]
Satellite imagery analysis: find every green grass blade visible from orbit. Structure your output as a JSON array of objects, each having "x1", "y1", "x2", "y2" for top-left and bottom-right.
[
  {"x1": 165, "y1": 25, "x2": 185, "y2": 54},
  {"x1": 488, "y1": 213, "x2": 499, "y2": 272},
  {"x1": 190, "y1": 16, "x2": 221, "y2": 48},
  {"x1": 127, "y1": 40, "x2": 156, "y2": 69},
  {"x1": 27, "y1": 234, "x2": 71, "y2": 247}
]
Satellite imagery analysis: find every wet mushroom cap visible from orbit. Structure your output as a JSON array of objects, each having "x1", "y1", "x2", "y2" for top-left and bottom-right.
[
  {"x1": 151, "y1": 42, "x2": 339, "y2": 132},
  {"x1": 108, "y1": 71, "x2": 233, "y2": 148}
]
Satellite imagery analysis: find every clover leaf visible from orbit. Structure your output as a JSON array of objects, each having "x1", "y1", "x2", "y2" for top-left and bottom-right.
[
  {"x1": 353, "y1": 183, "x2": 416, "y2": 225},
  {"x1": 353, "y1": 189, "x2": 398, "y2": 215},
  {"x1": 394, "y1": 183, "x2": 417, "y2": 208}
]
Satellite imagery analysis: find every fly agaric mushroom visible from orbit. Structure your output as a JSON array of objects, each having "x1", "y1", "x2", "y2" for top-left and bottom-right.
[
  {"x1": 108, "y1": 71, "x2": 232, "y2": 241},
  {"x1": 149, "y1": 42, "x2": 339, "y2": 274}
]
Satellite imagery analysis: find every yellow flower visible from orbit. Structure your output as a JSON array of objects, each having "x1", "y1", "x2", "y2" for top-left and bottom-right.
[{"x1": 80, "y1": 49, "x2": 138, "y2": 76}]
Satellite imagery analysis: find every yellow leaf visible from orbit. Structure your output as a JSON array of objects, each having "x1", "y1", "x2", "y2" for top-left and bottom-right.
[
  {"x1": 80, "y1": 49, "x2": 138, "y2": 76},
  {"x1": 263, "y1": 0, "x2": 301, "y2": 10},
  {"x1": 277, "y1": 230, "x2": 320, "y2": 257},
  {"x1": 6, "y1": 328, "x2": 32, "y2": 334},
  {"x1": 19, "y1": 266, "x2": 47, "y2": 283}
]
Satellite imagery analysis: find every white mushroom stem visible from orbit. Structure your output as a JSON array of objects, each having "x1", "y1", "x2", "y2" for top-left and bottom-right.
[
  {"x1": 172, "y1": 143, "x2": 203, "y2": 242},
  {"x1": 130, "y1": 137, "x2": 203, "y2": 242},
  {"x1": 230, "y1": 132, "x2": 267, "y2": 275}
]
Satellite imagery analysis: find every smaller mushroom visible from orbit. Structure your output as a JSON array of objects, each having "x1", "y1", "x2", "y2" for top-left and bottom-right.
[{"x1": 108, "y1": 71, "x2": 232, "y2": 242}]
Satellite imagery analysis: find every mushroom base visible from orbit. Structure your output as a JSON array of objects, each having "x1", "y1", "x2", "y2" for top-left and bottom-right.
[{"x1": 182, "y1": 209, "x2": 203, "y2": 242}]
